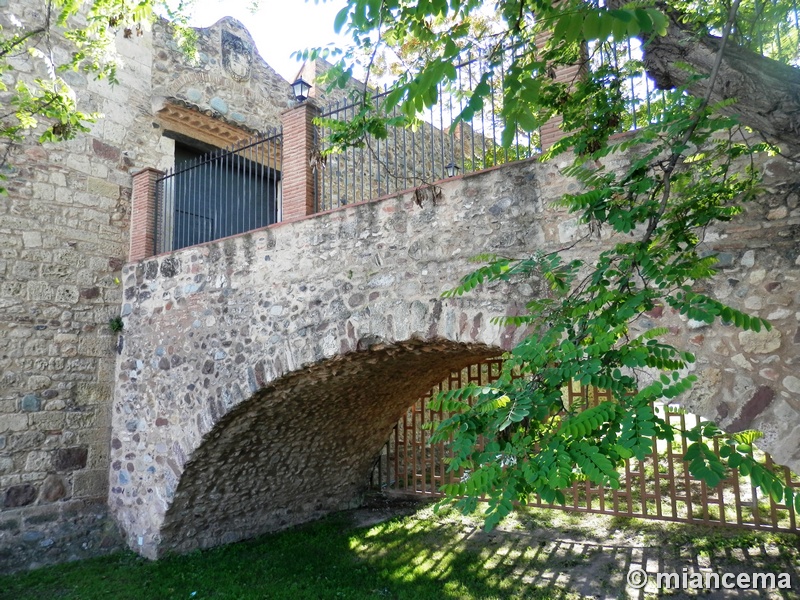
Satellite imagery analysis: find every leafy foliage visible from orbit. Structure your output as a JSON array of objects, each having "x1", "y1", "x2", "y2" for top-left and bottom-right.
[{"x1": 324, "y1": 0, "x2": 800, "y2": 529}]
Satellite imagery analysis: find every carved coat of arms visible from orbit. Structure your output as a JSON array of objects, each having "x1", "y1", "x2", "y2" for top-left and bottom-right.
[{"x1": 222, "y1": 31, "x2": 252, "y2": 82}]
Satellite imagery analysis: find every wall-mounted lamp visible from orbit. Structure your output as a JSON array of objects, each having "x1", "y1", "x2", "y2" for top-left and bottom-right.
[
  {"x1": 291, "y1": 77, "x2": 312, "y2": 103},
  {"x1": 444, "y1": 162, "x2": 460, "y2": 178}
]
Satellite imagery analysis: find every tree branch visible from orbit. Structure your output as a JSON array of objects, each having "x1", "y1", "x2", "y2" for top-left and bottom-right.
[
  {"x1": 641, "y1": 0, "x2": 744, "y2": 245},
  {"x1": 641, "y1": 8, "x2": 800, "y2": 153},
  {"x1": 0, "y1": 27, "x2": 46, "y2": 58}
]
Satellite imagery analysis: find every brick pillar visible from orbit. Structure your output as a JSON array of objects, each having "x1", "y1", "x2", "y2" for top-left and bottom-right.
[
  {"x1": 129, "y1": 167, "x2": 162, "y2": 262},
  {"x1": 536, "y1": 33, "x2": 588, "y2": 151},
  {"x1": 281, "y1": 102, "x2": 319, "y2": 220}
]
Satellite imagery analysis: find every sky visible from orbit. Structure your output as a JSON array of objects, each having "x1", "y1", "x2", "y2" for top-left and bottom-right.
[{"x1": 189, "y1": 0, "x2": 350, "y2": 82}]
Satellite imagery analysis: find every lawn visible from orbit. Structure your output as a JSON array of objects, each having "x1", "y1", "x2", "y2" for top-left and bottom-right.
[{"x1": 1, "y1": 499, "x2": 798, "y2": 599}]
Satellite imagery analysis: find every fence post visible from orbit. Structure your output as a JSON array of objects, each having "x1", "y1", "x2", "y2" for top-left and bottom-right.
[
  {"x1": 129, "y1": 167, "x2": 163, "y2": 262},
  {"x1": 281, "y1": 102, "x2": 320, "y2": 220}
]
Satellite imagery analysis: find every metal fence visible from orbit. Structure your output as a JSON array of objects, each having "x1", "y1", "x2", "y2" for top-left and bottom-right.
[
  {"x1": 370, "y1": 359, "x2": 800, "y2": 533},
  {"x1": 155, "y1": 129, "x2": 282, "y2": 254},
  {"x1": 313, "y1": 43, "x2": 672, "y2": 212},
  {"x1": 315, "y1": 52, "x2": 538, "y2": 212},
  {"x1": 590, "y1": 37, "x2": 664, "y2": 132},
  {"x1": 315, "y1": 4, "x2": 800, "y2": 212},
  {"x1": 150, "y1": 7, "x2": 798, "y2": 250}
]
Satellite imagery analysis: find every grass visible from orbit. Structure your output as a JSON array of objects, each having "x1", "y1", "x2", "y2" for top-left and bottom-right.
[
  {"x1": 1, "y1": 501, "x2": 798, "y2": 600},
  {"x1": 0, "y1": 505, "x2": 575, "y2": 600}
]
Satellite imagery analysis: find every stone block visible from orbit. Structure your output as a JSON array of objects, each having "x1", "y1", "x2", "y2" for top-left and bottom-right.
[
  {"x1": 40, "y1": 474, "x2": 69, "y2": 503},
  {"x1": 25, "y1": 451, "x2": 52, "y2": 472},
  {"x1": 53, "y1": 447, "x2": 88, "y2": 472},
  {"x1": 32, "y1": 412, "x2": 66, "y2": 431},
  {"x1": 20, "y1": 394, "x2": 41, "y2": 412},
  {"x1": 87, "y1": 177, "x2": 121, "y2": 199},
  {"x1": 72, "y1": 469, "x2": 107, "y2": 499},
  {"x1": 783, "y1": 376, "x2": 800, "y2": 395},
  {"x1": 738, "y1": 329, "x2": 782, "y2": 354},
  {"x1": 210, "y1": 97, "x2": 228, "y2": 114},
  {"x1": 3, "y1": 484, "x2": 37, "y2": 508},
  {"x1": 92, "y1": 139, "x2": 121, "y2": 162},
  {"x1": 0, "y1": 518, "x2": 19, "y2": 533},
  {"x1": 0, "y1": 457, "x2": 13, "y2": 475},
  {"x1": 12, "y1": 261, "x2": 40, "y2": 280},
  {"x1": 1, "y1": 414, "x2": 29, "y2": 433},
  {"x1": 54, "y1": 285, "x2": 80, "y2": 304},
  {"x1": 21, "y1": 231, "x2": 42, "y2": 248}
]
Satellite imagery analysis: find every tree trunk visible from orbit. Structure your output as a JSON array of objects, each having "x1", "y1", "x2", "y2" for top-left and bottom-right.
[{"x1": 641, "y1": 15, "x2": 800, "y2": 153}]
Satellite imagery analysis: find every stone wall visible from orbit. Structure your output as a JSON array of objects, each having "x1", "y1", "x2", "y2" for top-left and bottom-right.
[
  {"x1": 0, "y1": 4, "x2": 157, "y2": 572},
  {"x1": 113, "y1": 150, "x2": 799, "y2": 559},
  {"x1": 540, "y1": 149, "x2": 800, "y2": 470},
  {"x1": 2, "y1": 0, "x2": 798, "y2": 571},
  {"x1": 151, "y1": 18, "x2": 293, "y2": 139},
  {"x1": 0, "y1": 7, "x2": 293, "y2": 572}
]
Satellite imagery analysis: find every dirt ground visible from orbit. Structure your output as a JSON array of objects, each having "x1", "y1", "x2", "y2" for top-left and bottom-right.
[{"x1": 347, "y1": 493, "x2": 800, "y2": 600}]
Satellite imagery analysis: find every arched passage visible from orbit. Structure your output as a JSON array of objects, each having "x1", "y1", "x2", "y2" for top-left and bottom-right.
[{"x1": 157, "y1": 339, "x2": 499, "y2": 556}]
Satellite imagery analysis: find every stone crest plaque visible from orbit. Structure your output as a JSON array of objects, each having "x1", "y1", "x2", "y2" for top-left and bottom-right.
[{"x1": 222, "y1": 31, "x2": 252, "y2": 82}]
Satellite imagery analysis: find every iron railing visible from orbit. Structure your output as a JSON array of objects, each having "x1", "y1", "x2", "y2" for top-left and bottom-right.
[
  {"x1": 149, "y1": 7, "x2": 798, "y2": 247},
  {"x1": 315, "y1": 51, "x2": 539, "y2": 212},
  {"x1": 589, "y1": 0, "x2": 800, "y2": 131},
  {"x1": 370, "y1": 359, "x2": 800, "y2": 533},
  {"x1": 316, "y1": 4, "x2": 800, "y2": 213},
  {"x1": 314, "y1": 43, "x2": 667, "y2": 212},
  {"x1": 734, "y1": 0, "x2": 800, "y2": 64},
  {"x1": 155, "y1": 129, "x2": 282, "y2": 254}
]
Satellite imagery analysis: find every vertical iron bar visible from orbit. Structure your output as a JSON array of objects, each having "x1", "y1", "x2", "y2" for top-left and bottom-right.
[
  {"x1": 335, "y1": 102, "x2": 341, "y2": 208},
  {"x1": 368, "y1": 99, "x2": 374, "y2": 201},
  {"x1": 236, "y1": 139, "x2": 242, "y2": 236},
  {"x1": 411, "y1": 106, "x2": 417, "y2": 186},
  {"x1": 499, "y1": 56, "x2": 508, "y2": 164},
  {"x1": 420, "y1": 106, "x2": 425, "y2": 183},
  {"x1": 279, "y1": 130, "x2": 284, "y2": 221},
  {"x1": 429, "y1": 101, "x2": 436, "y2": 179},
  {"x1": 457, "y1": 57, "x2": 466, "y2": 173},
  {"x1": 339, "y1": 102, "x2": 348, "y2": 206},
  {"x1": 439, "y1": 79, "x2": 445, "y2": 178},
  {"x1": 401, "y1": 102, "x2": 408, "y2": 188},
  {"x1": 392, "y1": 100, "x2": 399, "y2": 193},
  {"x1": 247, "y1": 137, "x2": 252, "y2": 233},
  {"x1": 627, "y1": 38, "x2": 637, "y2": 128}
]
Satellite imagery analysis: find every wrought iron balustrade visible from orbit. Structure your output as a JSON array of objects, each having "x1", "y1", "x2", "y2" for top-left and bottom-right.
[{"x1": 154, "y1": 129, "x2": 282, "y2": 254}]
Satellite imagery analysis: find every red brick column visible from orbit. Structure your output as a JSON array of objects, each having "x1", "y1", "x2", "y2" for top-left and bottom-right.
[
  {"x1": 281, "y1": 102, "x2": 319, "y2": 220},
  {"x1": 129, "y1": 167, "x2": 163, "y2": 262},
  {"x1": 536, "y1": 33, "x2": 587, "y2": 151}
]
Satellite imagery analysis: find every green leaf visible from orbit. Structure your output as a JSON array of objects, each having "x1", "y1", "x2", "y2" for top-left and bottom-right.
[{"x1": 334, "y1": 6, "x2": 350, "y2": 33}]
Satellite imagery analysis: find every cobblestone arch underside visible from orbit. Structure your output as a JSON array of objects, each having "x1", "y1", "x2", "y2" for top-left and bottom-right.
[{"x1": 156, "y1": 340, "x2": 498, "y2": 556}]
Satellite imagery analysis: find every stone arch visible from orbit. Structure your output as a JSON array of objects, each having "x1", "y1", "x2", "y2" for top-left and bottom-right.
[{"x1": 156, "y1": 339, "x2": 500, "y2": 556}]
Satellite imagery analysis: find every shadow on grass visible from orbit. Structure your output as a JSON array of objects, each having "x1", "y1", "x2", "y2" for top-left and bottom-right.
[{"x1": 1, "y1": 505, "x2": 798, "y2": 600}]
